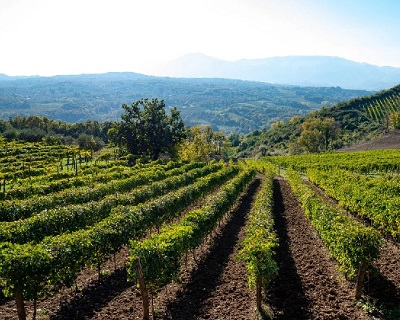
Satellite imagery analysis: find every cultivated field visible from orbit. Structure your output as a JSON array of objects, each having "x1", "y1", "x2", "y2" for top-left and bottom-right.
[{"x1": 0, "y1": 142, "x2": 399, "y2": 319}]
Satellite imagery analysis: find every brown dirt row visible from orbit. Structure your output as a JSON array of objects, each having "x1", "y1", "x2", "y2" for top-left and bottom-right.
[{"x1": 267, "y1": 177, "x2": 369, "y2": 320}]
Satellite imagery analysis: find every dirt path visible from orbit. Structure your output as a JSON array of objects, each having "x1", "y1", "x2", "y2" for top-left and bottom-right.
[{"x1": 267, "y1": 177, "x2": 369, "y2": 320}]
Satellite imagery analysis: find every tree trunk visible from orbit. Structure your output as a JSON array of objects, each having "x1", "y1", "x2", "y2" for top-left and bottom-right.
[
  {"x1": 355, "y1": 263, "x2": 367, "y2": 299},
  {"x1": 33, "y1": 297, "x2": 37, "y2": 320},
  {"x1": 136, "y1": 258, "x2": 150, "y2": 320},
  {"x1": 97, "y1": 262, "x2": 101, "y2": 281},
  {"x1": 15, "y1": 290, "x2": 26, "y2": 320}
]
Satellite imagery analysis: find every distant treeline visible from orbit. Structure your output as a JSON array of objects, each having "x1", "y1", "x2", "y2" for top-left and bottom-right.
[{"x1": 0, "y1": 115, "x2": 112, "y2": 151}]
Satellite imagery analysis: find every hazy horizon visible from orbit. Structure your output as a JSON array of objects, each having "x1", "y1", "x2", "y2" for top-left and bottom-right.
[{"x1": 1, "y1": 0, "x2": 399, "y2": 76}]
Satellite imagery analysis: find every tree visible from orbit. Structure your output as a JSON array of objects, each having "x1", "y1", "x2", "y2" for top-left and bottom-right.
[
  {"x1": 297, "y1": 117, "x2": 337, "y2": 153},
  {"x1": 177, "y1": 125, "x2": 229, "y2": 161},
  {"x1": 76, "y1": 133, "x2": 104, "y2": 153},
  {"x1": 389, "y1": 112, "x2": 400, "y2": 130},
  {"x1": 110, "y1": 98, "x2": 185, "y2": 160}
]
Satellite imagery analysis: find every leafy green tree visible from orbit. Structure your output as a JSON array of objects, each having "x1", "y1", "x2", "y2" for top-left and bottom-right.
[
  {"x1": 76, "y1": 133, "x2": 104, "y2": 152},
  {"x1": 229, "y1": 132, "x2": 240, "y2": 147},
  {"x1": 111, "y1": 98, "x2": 185, "y2": 160},
  {"x1": 177, "y1": 125, "x2": 230, "y2": 161},
  {"x1": 297, "y1": 117, "x2": 337, "y2": 153}
]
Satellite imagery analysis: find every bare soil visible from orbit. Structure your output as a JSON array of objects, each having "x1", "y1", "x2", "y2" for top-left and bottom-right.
[
  {"x1": 267, "y1": 177, "x2": 369, "y2": 320},
  {"x1": 1, "y1": 175, "x2": 399, "y2": 319},
  {"x1": 339, "y1": 130, "x2": 400, "y2": 152}
]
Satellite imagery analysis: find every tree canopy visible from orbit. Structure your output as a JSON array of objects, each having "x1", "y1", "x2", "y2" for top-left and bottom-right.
[
  {"x1": 110, "y1": 98, "x2": 185, "y2": 160},
  {"x1": 297, "y1": 117, "x2": 337, "y2": 153},
  {"x1": 177, "y1": 125, "x2": 230, "y2": 161}
]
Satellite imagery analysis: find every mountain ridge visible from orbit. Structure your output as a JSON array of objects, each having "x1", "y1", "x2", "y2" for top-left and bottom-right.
[{"x1": 157, "y1": 54, "x2": 400, "y2": 90}]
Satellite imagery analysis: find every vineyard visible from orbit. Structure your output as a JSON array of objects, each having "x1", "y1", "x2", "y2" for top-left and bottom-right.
[
  {"x1": 362, "y1": 86, "x2": 400, "y2": 123},
  {"x1": 0, "y1": 143, "x2": 399, "y2": 319}
]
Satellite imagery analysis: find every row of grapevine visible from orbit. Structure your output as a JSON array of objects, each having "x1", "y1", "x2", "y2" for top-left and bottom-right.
[
  {"x1": 364, "y1": 91, "x2": 400, "y2": 122},
  {"x1": 0, "y1": 161, "x2": 197, "y2": 221},
  {"x1": 285, "y1": 169, "x2": 381, "y2": 299},
  {"x1": 237, "y1": 165, "x2": 278, "y2": 312},
  {"x1": 127, "y1": 168, "x2": 256, "y2": 319},
  {"x1": 306, "y1": 168, "x2": 400, "y2": 239},
  {"x1": 7, "y1": 158, "x2": 159, "y2": 191},
  {"x1": 267, "y1": 149, "x2": 400, "y2": 174},
  {"x1": 1, "y1": 160, "x2": 176, "y2": 200},
  {"x1": 0, "y1": 162, "x2": 239, "y2": 320},
  {"x1": 0, "y1": 162, "x2": 226, "y2": 244},
  {"x1": 0, "y1": 142, "x2": 71, "y2": 158}
]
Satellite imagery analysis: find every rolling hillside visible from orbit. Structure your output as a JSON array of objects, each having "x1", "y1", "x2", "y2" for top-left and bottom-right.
[
  {"x1": 237, "y1": 84, "x2": 400, "y2": 156},
  {"x1": 0, "y1": 73, "x2": 371, "y2": 134}
]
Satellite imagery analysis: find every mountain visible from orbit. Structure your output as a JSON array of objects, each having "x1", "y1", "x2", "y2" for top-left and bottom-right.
[
  {"x1": 158, "y1": 54, "x2": 400, "y2": 91},
  {"x1": 0, "y1": 73, "x2": 371, "y2": 134}
]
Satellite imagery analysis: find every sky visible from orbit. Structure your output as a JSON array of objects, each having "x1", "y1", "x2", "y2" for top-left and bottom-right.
[{"x1": 0, "y1": 0, "x2": 399, "y2": 76}]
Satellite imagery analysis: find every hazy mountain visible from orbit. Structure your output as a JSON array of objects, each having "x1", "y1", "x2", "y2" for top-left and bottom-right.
[{"x1": 158, "y1": 54, "x2": 400, "y2": 90}]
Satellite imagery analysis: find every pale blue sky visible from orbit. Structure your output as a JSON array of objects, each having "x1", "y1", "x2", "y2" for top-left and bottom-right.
[{"x1": 0, "y1": 0, "x2": 399, "y2": 76}]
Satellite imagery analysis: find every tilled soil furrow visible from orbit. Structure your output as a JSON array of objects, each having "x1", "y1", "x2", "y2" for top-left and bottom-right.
[
  {"x1": 163, "y1": 177, "x2": 260, "y2": 319},
  {"x1": 306, "y1": 177, "x2": 400, "y2": 315},
  {"x1": 267, "y1": 177, "x2": 369, "y2": 320}
]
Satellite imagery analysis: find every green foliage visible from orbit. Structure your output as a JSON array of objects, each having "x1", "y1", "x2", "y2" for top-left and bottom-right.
[
  {"x1": 267, "y1": 148, "x2": 400, "y2": 175},
  {"x1": 0, "y1": 162, "x2": 219, "y2": 244},
  {"x1": 111, "y1": 98, "x2": 185, "y2": 160},
  {"x1": 285, "y1": 169, "x2": 381, "y2": 278},
  {"x1": 177, "y1": 125, "x2": 230, "y2": 161},
  {"x1": 0, "y1": 74, "x2": 371, "y2": 135},
  {"x1": 388, "y1": 112, "x2": 400, "y2": 129},
  {"x1": 297, "y1": 117, "x2": 337, "y2": 153},
  {"x1": 0, "y1": 161, "x2": 239, "y2": 305},
  {"x1": 307, "y1": 167, "x2": 400, "y2": 239},
  {"x1": 76, "y1": 133, "x2": 104, "y2": 151},
  {"x1": 127, "y1": 168, "x2": 256, "y2": 290},
  {"x1": 0, "y1": 115, "x2": 112, "y2": 147},
  {"x1": 0, "y1": 160, "x2": 186, "y2": 221},
  {"x1": 237, "y1": 84, "x2": 400, "y2": 156},
  {"x1": 238, "y1": 166, "x2": 278, "y2": 290}
]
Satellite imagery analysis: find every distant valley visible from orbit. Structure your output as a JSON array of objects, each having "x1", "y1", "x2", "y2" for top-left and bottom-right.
[{"x1": 0, "y1": 72, "x2": 372, "y2": 134}]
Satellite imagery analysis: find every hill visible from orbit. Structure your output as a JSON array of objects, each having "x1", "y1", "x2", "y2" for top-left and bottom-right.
[
  {"x1": 237, "y1": 84, "x2": 400, "y2": 156},
  {"x1": 339, "y1": 130, "x2": 400, "y2": 152},
  {"x1": 0, "y1": 73, "x2": 371, "y2": 134},
  {"x1": 158, "y1": 54, "x2": 400, "y2": 90}
]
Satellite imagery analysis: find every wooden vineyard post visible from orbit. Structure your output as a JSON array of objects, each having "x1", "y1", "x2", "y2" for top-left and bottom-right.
[
  {"x1": 136, "y1": 258, "x2": 150, "y2": 320},
  {"x1": 2, "y1": 177, "x2": 6, "y2": 198},
  {"x1": 355, "y1": 263, "x2": 367, "y2": 300},
  {"x1": 256, "y1": 275, "x2": 262, "y2": 312},
  {"x1": 15, "y1": 289, "x2": 27, "y2": 320}
]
